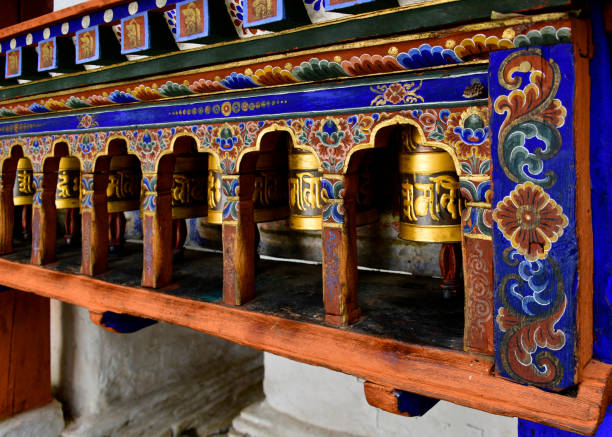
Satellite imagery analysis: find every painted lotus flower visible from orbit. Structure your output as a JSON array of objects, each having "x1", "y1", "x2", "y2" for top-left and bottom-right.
[
  {"x1": 493, "y1": 181, "x2": 568, "y2": 262},
  {"x1": 383, "y1": 82, "x2": 407, "y2": 104},
  {"x1": 445, "y1": 107, "x2": 490, "y2": 159},
  {"x1": 309, "y1": 118, "x2": 352, "y2": 149}
]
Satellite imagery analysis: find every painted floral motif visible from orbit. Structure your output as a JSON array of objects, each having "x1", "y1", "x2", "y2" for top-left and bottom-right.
[
  {"x1": 370, "y1": 82, "x2": 423, "y2": 106},
  {"x1": 322, "y1": 178, "x2": 344, "y2": 224},
  {"x1": 76, "y1": 114, "x2": 98, "y2": 129},
  {"x1": 130, "y1": 129, "x2": 171, "y2": 172},
  {"x1": 445, "y1": 107, "x2": 490, "y2": 159},
  {"x1": 453, "y1": 34, "x2": 514, "y2": 59},
  {"x1": 397, "y1": 44, "x2": 462, "y2": 69},
  {"x1": 493, "y1": 181, "x2": 568, "y2": 262}
]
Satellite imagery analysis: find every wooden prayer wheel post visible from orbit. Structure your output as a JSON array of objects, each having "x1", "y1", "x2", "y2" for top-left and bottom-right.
[
  {"x1": 141, "y1": 158, "x2": 174, "y2": 288},
  {"x1": 398, "y1": 129, "x2": 462, "y2": 298},
  {"x1": 222, "y1": 172, "x2": 256, "y2": 306},
  {"x1": 31, "y1": 158, "x2": 62, "y2": 266}
]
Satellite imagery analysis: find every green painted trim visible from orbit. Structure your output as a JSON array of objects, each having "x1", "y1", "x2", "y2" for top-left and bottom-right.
[{"x1": 0, "y1": 0, "x2": 570, "y2": 101}]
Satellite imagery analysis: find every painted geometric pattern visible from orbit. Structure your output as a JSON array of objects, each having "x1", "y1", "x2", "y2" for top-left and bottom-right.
[
  {"x1": 0, "y1": 21, "x2": 571, "y2": 119},
  {"x1": 490, "y1": 45, "x2": 577, "y2": 389}
]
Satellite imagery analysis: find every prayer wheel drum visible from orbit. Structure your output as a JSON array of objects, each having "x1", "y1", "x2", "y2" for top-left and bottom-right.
[
  {"x1": 55, "y1": 156, "x2": 81, "y2": 210},
  {"x1": 398, "y1": 146, "x2": 461, "y2": 243},
  {"x1": 172, "y1": 156, "x2": 207, "y2": 220},
  {"x1": 253, "y1": 149, "x2": 289, "y2": 223},
  {"x1": 207, "y1": 155, "x2": 224, "y2": 225},
  {"x1": 13, "y1": 158, "x2": 35, "y2": 206},
  {"x1": 107, "y1": 155, "x2": 141, "y2": 213},
  {"x1": 288, "y1": 149, "x2": 324, "y2": 231}
]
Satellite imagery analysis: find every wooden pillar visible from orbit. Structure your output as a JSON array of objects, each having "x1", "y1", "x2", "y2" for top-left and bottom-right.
[
  {"x1": 222, "y1": 173, "x2": 255, "y2": 306},
  {"x1": 321, "y1": 173, "x2": 361, "y2": 326},
  {"x1": 0, "y1": 170, "x2": 16, "y2": 254},
  {"x1": 141, "y1": 165, "x2": 173, "y2": 288},
  {"x1": 0, "y1": 289, "x2": 51, "y2": 419},
  {"x1": 81, "y1": 172, "x2": 109, "y2": 276},
  {"x1": 31, "y1": 171, "x2": 56, "y2": 265}
]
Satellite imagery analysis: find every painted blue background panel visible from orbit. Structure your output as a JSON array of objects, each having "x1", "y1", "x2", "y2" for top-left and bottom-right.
[{"x1": 490, "y1": 44, "x2": 578, "y2": 389}]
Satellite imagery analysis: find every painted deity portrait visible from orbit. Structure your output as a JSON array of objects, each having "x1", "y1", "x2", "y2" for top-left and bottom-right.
[
  {"x1": 123, "y1": 16, "x2": 145, "y2": 51},
  {"x1": 249, "y1": 0, "x2": 275, "y2": 21},
  {"x1": 78, "y1": 30, "x2": 95, "y2": 61},
  {"x1": 7, "y1": 50, "x2": 19, "y2": 76},
  {"x1": 179, "y1": 1, "x2": 204, "y2": 37},
  {"x1": 39, "y1": 40, "x2": 54, "y2": 69}
]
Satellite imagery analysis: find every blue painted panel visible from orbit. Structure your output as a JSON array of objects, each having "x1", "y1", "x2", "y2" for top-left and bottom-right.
[
  {"x1": 0, "y1": 70, "x2": 487, "y2": 138},
  {"x1": 518, "y1": 403, "x2": 612, "y2": 436},
  {"x1": 490, "y1": 44, "x2": 577, "y2": 389},
  {"x1": 323, "y1": 0, "x2": 376, "y2": 12},
  {"x1": 99, "y1": 311, "x2": 157, "y2": 333},
  {"x1": 589, "y1": 0, "x2": 612, "y2": 364},
  {"x1": 395, "y1": 390, "x2": 438, "y2": 416}
]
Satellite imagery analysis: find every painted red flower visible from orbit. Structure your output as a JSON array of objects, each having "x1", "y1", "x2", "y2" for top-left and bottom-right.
[
  {"x1": 383, "y1": 83, "x2": 407, "y2": 104},
  {"x1": 493, "y1": 181, "x2": 568, "y2": 261}
]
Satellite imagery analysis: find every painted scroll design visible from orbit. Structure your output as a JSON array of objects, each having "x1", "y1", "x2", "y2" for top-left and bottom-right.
[
  {"x1": 322, "y1": 177, "x2": 344, "y2": 224},
  {"x1": 491, "y1": 47, "x2": 574, "y2": 388}
]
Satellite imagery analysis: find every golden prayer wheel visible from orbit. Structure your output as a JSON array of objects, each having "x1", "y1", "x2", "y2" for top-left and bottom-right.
[
  {"x1": 107, "y1": 155, "x2": 141, "y2": 213},
  {"x1": 398, "y1": 146, "x2": 461, "y2": 243},
  {"x1": 13, "y1": 158, "x2": 35, "y2": 206},
  {"x1": 288, "y1": 149, "x2": 324, "y2": 231},
  {"x1": 172, "y1": 156, "x2": 207, "y2": 219},
  {"x1": 207, "y1": 155, "x2": 224, "y2": 225},
  {"x1": 253, "y1": 149, "x2": 289, "y2": 223},
  {"x1": 55, "y1": 156, "x2": 81, "y2": 209}
]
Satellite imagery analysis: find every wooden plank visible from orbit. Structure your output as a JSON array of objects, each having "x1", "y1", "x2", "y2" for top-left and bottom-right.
[
  {"x1": 0, "y1": 289, "x2": 51, "y2": 419},
  {"x1": 0, "y1": 258, "x2": 609, "y2": 434},
  {"x1": 364, "y1": 381, "x2": 438, "y2": 417}
]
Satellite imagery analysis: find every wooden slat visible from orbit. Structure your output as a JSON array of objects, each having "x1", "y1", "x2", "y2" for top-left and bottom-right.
[{"x1": 0, "y1": 258, "x2": 608, "y2": 434}]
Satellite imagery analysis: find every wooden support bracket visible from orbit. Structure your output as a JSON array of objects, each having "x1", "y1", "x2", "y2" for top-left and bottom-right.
[
  {"x1": 364, "y1": 381, "x2": 438, "y2": 417},
  {"x1": 31, "y1": 171, "x2": 57, "y2": 266}
]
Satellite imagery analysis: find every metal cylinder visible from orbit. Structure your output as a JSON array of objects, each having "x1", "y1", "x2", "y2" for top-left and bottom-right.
[
  {"x1": 253, "y1": 149, "x2": 289, "y2": 223},
  {"x1": 13, "y1": 158, "x2": 35, "y2": 206},
  {"x1": 172, "y1": 156, "x2": 207, "y2": 220},
  {"x1": 107, "y1": 155, "x2": 141, "y2": 213},
  {"x1": 207, "y1": 155, "x2": 224, "y2": 225},
  {"x1": 288, "y1": 149, "x2": 324, "y2": 231},
  {"x1": 55, "y1": 156, "x2": 81, "y2": 210},
  {"x1": 398, "y1": 146, "x2": 461, "y2": 243}
]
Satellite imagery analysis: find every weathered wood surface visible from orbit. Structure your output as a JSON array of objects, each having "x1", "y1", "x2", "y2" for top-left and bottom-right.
[
  {"x1": 364, "y1": 381, "x2": 438, "y2": 417},
  {"x1": 0, "y1": 289, "x2": 51, "y2": 419},
  {"x1": 0, "y1": 246, "x2": 608, "y2": 434}
]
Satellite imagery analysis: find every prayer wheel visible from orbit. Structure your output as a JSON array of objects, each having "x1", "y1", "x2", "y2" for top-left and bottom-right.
[
  {"x1": 55, "y1": 156, "x2": 81, "y2": 209},
  {"x1": 253, "y1": 149, "x2": 289, "y2": 223},
  {"x1": 207, "y1": 155, "x2": 224, "y2": 225},
  {"x1": 13, "y1": 158, "x2": 35, "y2": 206},
  {"x1": 398, "y1": 144, "x2": 461, "y2": 243},
  {"x1": 171, "y1": 156, "x2": 207, "y2": 219},
  {"x1": 288, "y1": 148, "x2": 324, "y2": 231},
  {"x1": 107, "y1": 155, "x2": 141, "y2": 213}
]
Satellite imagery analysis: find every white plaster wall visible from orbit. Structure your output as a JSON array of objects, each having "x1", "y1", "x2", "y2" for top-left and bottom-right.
[
  {"x1": 263, "y1": 353, "x2": 518, "y2": 437},
  {"x1": 50, "y1": 301, "x2": 262, "y2": 420}
]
